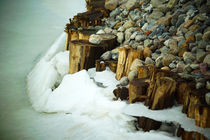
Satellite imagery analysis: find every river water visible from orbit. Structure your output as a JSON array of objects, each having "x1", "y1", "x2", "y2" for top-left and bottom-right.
[{"x1": 0, "y1": 0, "x2": 85, "y2": 139}]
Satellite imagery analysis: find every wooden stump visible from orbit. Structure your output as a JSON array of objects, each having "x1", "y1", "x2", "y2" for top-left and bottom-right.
[
  {"x1": 86, "y1": 0, "x2": 105, "y2": 11},
  {"x1": 69, "y1": 40, "x2": 115, "y2": 74},
  {"x1": 96, "y1": 60, "x2": 118, "y2": 72},
  {"x1": 177, "y1": 126, "x2": 207, "y2": 140},
  {"x1": 113, "y1": 87, "x2": 129, "y2": 101},
  {"x1": 145, "y1": 69, "x2": 177, "y2": 110},
  {"x1": 195, "y1": 104, "x2": 210, "y2": 128},
  {"x1": 129, "y1": 78, "x2": 149, "y2": 103},
  {"x1": 138, "y1": 117, "x2": 162, "y2": 132},
  {"x1": 116, "y1": 47, "x2": 142, "y2": 80}
]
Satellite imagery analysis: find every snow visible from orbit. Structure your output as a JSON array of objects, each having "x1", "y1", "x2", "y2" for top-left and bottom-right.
[
  {"x1": 27, "y1": 33, "x2": 181, "y2": 139},
  {"x1": 123, "y1": 103, "x2": 210, "y2": 138}
]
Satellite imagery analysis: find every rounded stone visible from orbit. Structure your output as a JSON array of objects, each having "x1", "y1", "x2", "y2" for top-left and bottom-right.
[
  {"x1": 120, "y1": 76, "x2": 129, "y2": 86},
  {"x1": 128, "y1": 70, "x2": 138, "y2": 81}
]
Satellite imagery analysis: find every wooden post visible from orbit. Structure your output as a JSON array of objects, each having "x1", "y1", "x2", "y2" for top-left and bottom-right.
[{"x1": 116, "y1": 47, "x2": 141, "y2": 80}]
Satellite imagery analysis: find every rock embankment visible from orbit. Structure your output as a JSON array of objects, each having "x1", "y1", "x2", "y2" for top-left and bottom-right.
[{"x1": 64, "y1": 0, "x2": 210, "y2": 139}]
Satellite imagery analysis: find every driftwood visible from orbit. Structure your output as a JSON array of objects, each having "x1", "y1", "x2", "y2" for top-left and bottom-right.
[
  {"x1": 69, "y1": 39, "x2": 116, "y2": 74},
  {"x1": 195, "y1": 104, "x2": 210, "y2": 128},
  {"x1": 86, "y1": 0, "x2": 105, "y2": 11},
  {"x1": 113, "y1": 87, "x2": 129, "y2": 101},
  {"x1": 138, "y1": 117, "x2": 161, "y2": 132},
  {"x1": 65, "y1": 28, "x2": 97, "y2": 50},
  {"x1": 116, "y1": 47, "x2": 142, "y2": 80},
  {"x1": 177, "y1": 126, "x2": 207, "y2": 140},
  {"x1": 96, "y1": 60, "x2": 118, "y2": 72},
  {"x1": 145, "y1": 68, "x2": 177, "y2": 110},
  {"x1": 129, "y1": 78, "x2": 149, "y2": 103}
]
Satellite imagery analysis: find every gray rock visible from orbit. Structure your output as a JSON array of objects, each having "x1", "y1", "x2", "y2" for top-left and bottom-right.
[
  {"x1": 123, "y1": 20, "x2": 134, "y2": 29},
  {"x1": 160, "y1": 46, "x2": 169, "y2": 54},
  {"x1": 203, "y1": 54, "x2": 210, "y2": 66},
  {"x1": 117, "y1": 32, "x2": 124, "y2": 43},
  {"x1": 101, "y1": 51, "x2": 112, "y2": 61},
  {"x1": 183, "y1": 64, "x2": 192, "y2": 73},
  {"x1": 135, "y1": 35, "x2": 146, "y2": 42},
  {"x1": 118, "y1": 26, "x2": 125, "y2": 32},
  {"x1": 152, "y1": 53, "x2": 160, "y2": 60},
  {"x1": 183, "y1": 52, "x2": 195, "y2": 62},
  {"x1": 151, "y1": 0, "x2": 167, "y2": 7},
  {"x1": 190, "y1": 64, "x2": 199, "y2": 69},
  {"x1": 124, "y1": 0, "x2": 138, "y2": 11},
  {"x1": 196, "y1": 49, "x2": 206, "y2": 63},
  {"x1": 128, "y1": 70, "x2": 138, "y2": 81},
  {"x1": 195, "y1": 33, "x2": 203, "y2": 41},
  {"x1": 206, "y1": 81, "x2": 210, "y2": 90},
  {"x1": 149, "y1": 10, "x2": 164, "y2": 20},
  {"x1": 89, "y1": 34, "x2": 102, "y2": 44},
  {"x1": 155, "y1": 56, "x2": 163, "y2": 68},
  {"x1": 110, "y1": 8, "x2": 121, "y2": 18},
  {"x1": 125, "y1": 31, "x2": 132, "y2": 41},
  {"x1": 96, "y1": 29, "x2": 105, "y2": 35},
  {"x1": 120, "y1": 76, "x2": 129, "y2": 86},
  {"x1": 206, "y1": 45, "x2": 210, "y2": 52},
  {"x1": 169, "y1": 63, "x2": 177, "y2": 69},
  {"x1": 145, "y1": 57, "x2": 155, "y2": 65},
  {"x1": 144, "y1": 39, "x2": 153, "y2": 47},
  {"x1": 104, "y1": 27, "x2": 113, "y2": 34},
  {"x1": 130, "y1": 32, "x2": 138, "y2": 40},
  {"x1": 178, "y1": 73, "x2": 194, "y2": 80},
  {"x1": 202, "y1": 31, "x2": 210, "y2": 41},
  {"x1": 205, "y1": 92, "x2": 210, "y2": 105},
  {"x1": 196, "y1": 82, "x2": 205, "y2": 89}
]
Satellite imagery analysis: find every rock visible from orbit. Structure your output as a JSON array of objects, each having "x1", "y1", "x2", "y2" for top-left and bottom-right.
[
  {"x1": 206, "y1": 93, "x2": 210, "y2": 105},
  {"x1": 110, "y1": 8, "x2": 121, "y2": 18},
  {"x1": 157, "y1": 14, "x2": 172, "y2": 26},
  {"x1": 149, "y1": 11, "x2": 164, "y2": 20},
  {"x1": 206, "y1": 45, "x2": 210, "y2": 52},
  {"x1": 196, "y1": 82, "x2": 205, "y2": 89},
  {"x1": 196, "y1": 49, "x2": 206, "y2": 63},
  {"x1": 112, "y1": 53, "x2": 118, "y2": 60},
  {"x1": 104, "y1": 27, "x2": 113, "y2": 34},
  {"x1": 176, "y1": 14, "x2": 185, "y2": 28},
  {"x1": 166, "y1": 39, "x2": 179, "y2": 55},
  {"x1": 155, "y1": 56, "x2": 163, "y2": 68},
  {"x1": 176, "y1": 63, "x2": 185, "y2": 73},
  {"x1": 169, "y1": 63, "x2": 176, "y2": 69},
  {"x1": 96, "y1": 29, "x2": 105, "y2": 35},
  {"x1": 167, "y1": 0, "x2": 178, "y2": 8},
  {"x1": 206, "y1": 81, "x2": 210, "y2": 90},
  {"x1": 128, "y1": 70, "x2": 138, "y2": 81},
  {"x1": 190, "y1": 64, "x2": 199, "y2": 69},
  {"x1": 137, "y1": 45, "x2": 144, "y2": 52},
  {"x1": 202, "y1": 31, "x2": 210, "y2": 41},
  {"x1": 125, "y1": 31, "x2": 132, "y2": 41},
  {"x1": 203, "y1": 54, "x2": 210, "y2": 66},
  {"x1": 151, "y1": 0, "x2": 167, "y2": 8},
  {"x1": 161, "y1": 66, "x2": 170, "y2": 71},
  {"x1": 89, "y1": 34, "x2": 102, "y2": 44},
  {"x1": 178, "y1": 73, "x2": 194, "y2": 80},
  {"x1": 183, "y1": 64, "x2": 192, "y2": 73},
  {"x1": 118, "y1": 26, "x2": 125, "y2": 32},
  {"x1": 101, "y1": 51, "x2": 112, "y2": 61},
  {"x1": 160, "y1": 46, "x2": 169, "y2": 54},
  {"x1": 123, "y1": 20, "x2": 135, "y2": 29},
  {"x1": 117, "y1": 32, "x2": 124, "y2": 43},
  {"x1": 145, "y1": 57, "x2": 155, "y2": 65},
  {"x1": 200, "y1": 63, "x2": 208, "y2": 74},
  {"x1": 143, "y1": 47, "x2": 152, "y2": 58},
  {"x1": 162, "y1": 54, "x2": 176, "y2": 66},
  {"x1": 183, "y1": 52, "x2": 195, "y2": 62},
  {"x1": 120, "y1": 76, "x2": 129, "y2": 86},
  {"x1": 198, "y1": 40, "x2": 207, "y2": 49},
  {"x1": 124, "y1": 0, "x2": 138, "y2": 11},
  {"x1": 105, "y1": 0, "x2": 118, "y2": 11},
  {"x1": 130, "y1": 58, "x2": 144, "y2": 71},
  {"x1": 130, "y1": 32, "x2": 138, "y2": 40},
  {"x1": 144, "y1": 39, "x2": 153, "y2": 48},
  {"x1": 195, "y1": 33, "x2": 203, "y2": 41},
  {"x1": 135, "y1": 35, "x2": 146, "y2": 42}
]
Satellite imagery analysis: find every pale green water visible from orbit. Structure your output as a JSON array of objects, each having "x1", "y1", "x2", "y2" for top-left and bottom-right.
[{"x1": 0, "y1": 0, "x2": 85, "y2": 139}]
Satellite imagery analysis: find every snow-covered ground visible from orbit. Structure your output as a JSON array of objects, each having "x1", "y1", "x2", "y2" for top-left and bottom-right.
[{"x1": 26, "y1": 32, "x2": 180, "y2": 140}]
